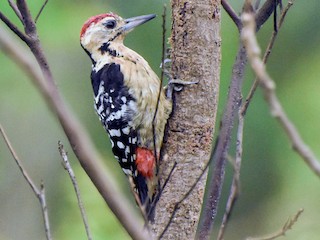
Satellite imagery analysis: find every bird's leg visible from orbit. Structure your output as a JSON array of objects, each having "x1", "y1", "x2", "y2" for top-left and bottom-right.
[{"x1": 166, "y1": 79, "x2": 199, "y2": 100}]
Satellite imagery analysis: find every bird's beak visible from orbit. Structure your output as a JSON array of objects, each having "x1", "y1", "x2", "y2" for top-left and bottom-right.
[{"x1": 123, "y1": 14, "x2": 156, "y2": 32}]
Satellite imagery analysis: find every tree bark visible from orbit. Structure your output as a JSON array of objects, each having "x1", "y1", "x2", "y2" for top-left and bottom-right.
[{"x1": 152, "y1": 1, "x2": 221, "y2": 239}]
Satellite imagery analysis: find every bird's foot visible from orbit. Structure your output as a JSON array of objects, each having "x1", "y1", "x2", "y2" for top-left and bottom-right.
[{"x1": 166, "y1": 78, "x2": 199, "y2": 99}]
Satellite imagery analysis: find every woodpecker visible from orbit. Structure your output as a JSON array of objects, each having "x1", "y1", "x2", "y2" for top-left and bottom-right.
[{"x1": 80, "y1": 12, "x2": 172, "y2": 217}]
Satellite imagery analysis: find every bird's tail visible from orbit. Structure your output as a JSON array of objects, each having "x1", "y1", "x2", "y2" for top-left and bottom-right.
[
  {"x1": 134, "y1": 174, "x2": 154, "y2": 221},
  {"x1": 130, "y1": 173, "x2": 156, "y2": 221}
]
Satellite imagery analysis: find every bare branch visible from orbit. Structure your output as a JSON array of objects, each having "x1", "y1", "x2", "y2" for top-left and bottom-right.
[
  {"x1": 58, "y1": 142, "x2": 92, "y2": 240},
  {"x1": 16, "y1": 0, "x2": 37, "y2": 37},
  {"x1": 8, "y1": 0, "x2": 23, "y2": 22},
  {"x1": 0, "y1": 26, "x2": 46, "y2": 94},
  {"x1": 221, "y1": 0, "x2": 242, "y2": 30},
  {"x1": 153, "y1": 4, "x2": 167, "y2": 170},
  {"x1": 196, "y1": 44, "x2": 247, "y2": 240},
  {"x1": 15, "y1": 0, "x2": 55, "y2": 86},
  {"x1": 246, "y1": 209, "x2": 304, "y2": 240},
  {"x1": 217, "y1": 106, "x2": 244, "y2": 240},
  {"x1": 217, "y1": 4, "x2": 295, "y2": 237},
  {"x1": 35, "y1": 0, "x2": 49, "y2": 23},
  {"x1": 39, "y1": 182, "x2": 52, "y2": 240},
  {"x1": 198, "y1": 1, "x2": 289, "y2": 237},
  {"x1": 255, "y1": 0, "x2": 277, "y2": 30},
  {"x1": 0, "y1": 123, "x2": 38, "y2": 210},
  {"x1": 241, "y1": 1, "x2": 294, "y2": 115},
  {"x1": 241, "y1": 7, "x2": 320, "y2": 177},
  {"x1": 0, "y1": 124, "x2": 52, "y2": 240},
  {"x1": 0, "y1": 11, "x2": 29, "y2": 43}
]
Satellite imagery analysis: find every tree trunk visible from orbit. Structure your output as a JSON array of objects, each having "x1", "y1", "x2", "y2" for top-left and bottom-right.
[{"x1": 151, "y1": 1, "x2": 221, "y2": 239}]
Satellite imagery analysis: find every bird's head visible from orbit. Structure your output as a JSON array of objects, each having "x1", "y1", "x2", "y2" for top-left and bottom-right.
[{"x1": 80, "y1": 13, "x2": 156, "y2": 55}]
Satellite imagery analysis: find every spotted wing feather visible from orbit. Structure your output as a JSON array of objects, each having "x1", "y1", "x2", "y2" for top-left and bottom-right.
[{"x1": 91, "y1": 63, "x2": 149, "y2": 204}]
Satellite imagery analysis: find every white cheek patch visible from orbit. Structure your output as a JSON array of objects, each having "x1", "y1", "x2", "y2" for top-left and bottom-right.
[
  {"x1": 82, "y1": 34, "x2": 92, "y2": 46},
  {"x1": 82, "y1": 25, "x2": 106, "y2": 47}
]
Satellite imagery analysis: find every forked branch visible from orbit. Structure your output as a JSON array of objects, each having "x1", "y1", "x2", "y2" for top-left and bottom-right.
[{"x1": 246, "y1": 209, "x2": 304, "y2": 240}]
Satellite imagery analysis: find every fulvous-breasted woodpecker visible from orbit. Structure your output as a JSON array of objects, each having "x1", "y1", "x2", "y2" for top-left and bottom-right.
[{"x1": 80, "y1": 12, "x2": 172, "y2": 216}]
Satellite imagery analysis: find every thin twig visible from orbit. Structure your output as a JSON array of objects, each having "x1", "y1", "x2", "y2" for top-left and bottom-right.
[
  {"x1": 0, "y1": 11, "x2": 29, "y2": 43},
  {"x1": 241, "y1": 5, "x2": 320, "y2": 177},
  {"x1": 58, "y1": 142, "x2": 92, "y2": 240},
  {"x1": 197, "y1": 1, "x2": 280, "y2": 238},
  {"x1": 218, "y1": 3, "x2": 295, "y2": 238},
  {"x1": 241, "y1": 1, "x2": 294, "y2": 115},
  {"x1": 196, "y1": 44, "x2": 247, "y2": 240},
  {"x1": 35, "y1": 0, "x2": 49, "y2": 23},
  {"x1": 221, "y1": 0, "x2": 242, "y2": 30},
  {"x1": 255, "y1": 0, "x2": 277, "y2": 31},
  {"x1": 16, "y1": 0, "x2": 55, "y2": 85},
  {"x1": 246, "y1": 209, "x2": 304, "y2": 240},
  {"x1": 8, "y1": 0, "x2": 23, "y2": 22},
  {"x1": 217, "y1": 102, "x2": 244, "y2": 240},
  {"x1": 148, "y1": 161, "x2": 177, "y2": 220},
  {"x1": 149, "y1": 4, "x2": 167, "y2": 222},
  {"x1": 0, "y1": 124, "x2": 52, "y2": 240},
  {"x1": 153, "y1": 4, "x2": 167, "y2": 171},
  {"x1": 16, "y1": 0, "x2": 37, "y2": 36},
  {"x1": 39, "y1": 182, "x2": 52, "y2": 240}
]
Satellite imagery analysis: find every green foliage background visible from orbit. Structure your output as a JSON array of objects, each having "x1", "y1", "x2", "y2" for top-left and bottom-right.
[{"x1": 0, "y1": 0, "x2": 319, "y2": 239}]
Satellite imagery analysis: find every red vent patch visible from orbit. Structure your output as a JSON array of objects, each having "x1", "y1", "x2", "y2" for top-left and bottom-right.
[{"x1": 136, "y1": 147, "x2": 155, "y2": 178}]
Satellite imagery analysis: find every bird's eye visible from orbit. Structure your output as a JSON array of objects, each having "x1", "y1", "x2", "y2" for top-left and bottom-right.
[{"x1": 104, "y1": 20, "x2": 117, "y2": 29}]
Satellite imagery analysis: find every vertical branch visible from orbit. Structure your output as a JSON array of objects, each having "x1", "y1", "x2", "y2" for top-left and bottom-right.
[
  {"x1": 152, "y1": 0, "x2": 221, "y2": 238},
  {"x1": 35, "y1": 0, "x2": 49, "y2": 23},
  {"x1": 58, "y1": 142, "x2": 92, "y2": 240},
  {"x1": 149, "y1": 5, "x2": 168, "y2": 221},
  {"x1": 16, "y1": 0, "x2": 54, "y2": 84},
  {"x1": 196, "y1": 44, "x2": 247, "y2": 240},
  {"x1": 152, "y1": 4, "x2": 167, "y2": 169},
  {"x1": 255, "y1": 0, "x2": 278, "y2": 30},
  {"x1": 217, "y1": 3, "x2": 295, "y2": 238},
  {"x1": 8, "y1": 0, "x2": 23, "y2": 22},
  {"x1": 217, "y1": 107, "x2": 244, "y2": 240},
  {"x1": 198, "y1": 1, "x2": 285, "y2": 238}
]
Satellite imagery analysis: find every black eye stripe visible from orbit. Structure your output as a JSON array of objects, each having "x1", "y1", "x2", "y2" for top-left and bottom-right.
[{"x1": 104, "y1": 20, "x2": 116, "y2": 29}]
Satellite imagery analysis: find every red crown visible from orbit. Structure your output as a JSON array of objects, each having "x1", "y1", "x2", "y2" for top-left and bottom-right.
[{"x1": 80, "y1": 13, "x2": 118, "y2": 37}]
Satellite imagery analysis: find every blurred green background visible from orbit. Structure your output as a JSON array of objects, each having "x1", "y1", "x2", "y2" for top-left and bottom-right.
[{"x1": 0, "y1": 0, "x2": 319, "y2": 239}]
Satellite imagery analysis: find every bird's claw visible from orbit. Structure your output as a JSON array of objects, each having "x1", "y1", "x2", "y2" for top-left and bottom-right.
[
  {"x1": 166, "y1": 79, "x2": 199, "y2": 99},
  {"x1": 160, "y1": 58, "x2": 198, "y2": 99}
]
